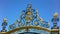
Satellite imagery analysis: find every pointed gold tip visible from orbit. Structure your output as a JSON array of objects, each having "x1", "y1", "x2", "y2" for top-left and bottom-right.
[{"x1": 53, "y1": 12, "x2": 58, "y2": 18}]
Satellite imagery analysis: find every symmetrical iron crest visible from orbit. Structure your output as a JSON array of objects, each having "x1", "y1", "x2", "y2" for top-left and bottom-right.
[
  {"x1": 8, "y1": 4, "x2": 50, "y2": 30},
  {"x1": 0, "y1": 4, "x2": 59, "y2": 34}
]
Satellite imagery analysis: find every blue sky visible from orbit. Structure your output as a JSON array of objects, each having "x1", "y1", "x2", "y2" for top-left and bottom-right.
[{"x1": 0, "y1": 0, "x2": 60, "y2": 31}]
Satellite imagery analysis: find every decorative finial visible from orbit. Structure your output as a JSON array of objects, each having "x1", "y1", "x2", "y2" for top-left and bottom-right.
[
  {"x1": 1, "y1": 18, "x2": 7, "y2": 32},
  {"x1": 51, "y1": 12, "x2": 59, "y2": 29},
  {"x1": 52, "y1": 12, "x2": 59, "y2": 22},
  {"x1": 27, "y1": 3, "x2": 32, "y2": 8},
  {"x1": 26, "y1": 3, "x2": 32, "y2": 11}
]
